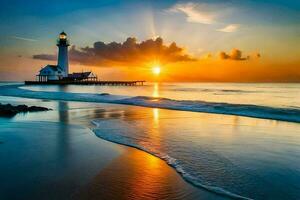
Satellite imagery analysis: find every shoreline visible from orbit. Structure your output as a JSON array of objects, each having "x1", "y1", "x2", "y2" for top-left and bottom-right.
[
  {"x1": 0, "y1": 98, "x2": 225, "y2": 200},
  {"x1": 91, "y1": 124, "x2": 249, "y2": 200},
  {"x1": 73, "y1": 145, "x2": 224, "y2": 200}
]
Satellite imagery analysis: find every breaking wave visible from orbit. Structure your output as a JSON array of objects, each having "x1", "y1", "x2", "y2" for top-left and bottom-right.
[
  {"x1": 114, "y1": 96, "x2": 300, "y2": 123},
  {"x1": 0, "y1": 84, "x2": 299, "y2": 123},
  {"x1": 170, "y1": 88, "x2": 260, "y2": 93}
]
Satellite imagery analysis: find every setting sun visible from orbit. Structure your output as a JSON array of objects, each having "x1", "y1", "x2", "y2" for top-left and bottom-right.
[{"x1": 152, "y1": 66, "x2": 161, "y2": 75}]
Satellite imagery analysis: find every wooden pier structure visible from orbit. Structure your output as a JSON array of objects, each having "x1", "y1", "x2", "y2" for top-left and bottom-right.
[{"x1": 25, "y1": 80, "x2": 145, "y2": 86}]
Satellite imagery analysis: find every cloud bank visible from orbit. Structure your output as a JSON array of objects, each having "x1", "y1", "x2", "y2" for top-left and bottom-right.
[
  {"x1": 33, "y1": 37, "x2": 259, "y2": 66},
  {"x1": 33, "y1": 37, "x2": 194, "y2": 66},
  {"x1": 219, "y1": 49, "x2": 260, "y2": 61}
]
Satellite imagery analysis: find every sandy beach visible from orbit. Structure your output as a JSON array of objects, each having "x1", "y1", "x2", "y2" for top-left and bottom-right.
[
  {"x1": 73, "y1": 146, "x2": 223, "y2": 200},
  {"x1": 0, "y1": 97, "x2": 225, "y2": 200}
]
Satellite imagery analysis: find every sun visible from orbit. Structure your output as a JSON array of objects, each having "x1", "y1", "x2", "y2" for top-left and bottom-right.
[{"x1": 152, "y1": 66, "x2": 161, "y2": 75}]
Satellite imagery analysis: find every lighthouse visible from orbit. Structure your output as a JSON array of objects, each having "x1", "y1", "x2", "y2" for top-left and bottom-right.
[
  {"x1": 57, "y1": 31, "x2": 69, "y2": 77},
  {"x1": 36, "y1": 32, "x2": 98, "y2": 82}
]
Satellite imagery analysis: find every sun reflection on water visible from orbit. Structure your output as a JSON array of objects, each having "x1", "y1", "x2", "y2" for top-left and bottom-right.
[
  {"x1": 152, "y1": 83, "x2": 159, "y2": 98},
  {"x1": 153, "y1": 108, "x2": 159, "y2": 125}
]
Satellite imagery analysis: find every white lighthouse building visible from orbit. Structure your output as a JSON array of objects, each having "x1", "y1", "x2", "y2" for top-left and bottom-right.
[
  {"x1": 36, "y1": 32, "x2": 97, "y2": 82},
  {"x1": 37, "y1": 32, "x2": 70, "y2": 81},
  {"x1": 57, "y1": 31, "x2": 69, "y2": 77}
]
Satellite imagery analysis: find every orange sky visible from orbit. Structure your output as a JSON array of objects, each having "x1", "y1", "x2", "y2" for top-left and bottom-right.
[
  {"x1": 1, "y1": 1, "x2": 300, "y2": 82},
  {"x1": 0, "y1": 47, "x2": 300, "y2": 82}
]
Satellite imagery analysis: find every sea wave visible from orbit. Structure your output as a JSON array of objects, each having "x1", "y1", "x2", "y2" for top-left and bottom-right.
[
  {"x1": 0, "y1": 84, "x2": 299, "y2": 123},
  {"x1": 171, "y1": 88, "x2": 260, "y2": 93},
  {"x1": 114, "y1": 96, "x2": 300, "y2": 123},
  {"x1": 92, "y1": 120, "x2": 251, "y2": 199}
]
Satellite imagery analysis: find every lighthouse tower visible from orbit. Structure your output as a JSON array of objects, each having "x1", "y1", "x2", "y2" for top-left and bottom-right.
[{"x1": 57, "y1": 31, "x2": 70, "y2": 77}]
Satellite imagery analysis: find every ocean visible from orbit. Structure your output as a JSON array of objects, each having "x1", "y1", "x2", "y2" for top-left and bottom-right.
[
  {"x1": 20, "y1": 82, "x2": 300, "y2": 109},
  {"x1": 1, "y1": 82, "x2": 300, "y2": 199}
]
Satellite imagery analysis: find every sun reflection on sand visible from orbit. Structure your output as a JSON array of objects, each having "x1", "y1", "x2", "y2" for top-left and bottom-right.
[{"x1": 74, "y1": 147, "x2": 207, "y2": 200}]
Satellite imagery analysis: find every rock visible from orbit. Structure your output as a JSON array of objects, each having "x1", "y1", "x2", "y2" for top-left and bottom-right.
[
  {"x1": 28, "y1": 106, "x2": 50, "y2": 112},
  {"x1": 0, "y1": 103, "x2": 51, "y2": 117}
]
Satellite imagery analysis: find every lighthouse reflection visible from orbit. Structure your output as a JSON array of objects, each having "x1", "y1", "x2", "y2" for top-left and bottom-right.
[
  {"x1": 56, "y1": 100, "x2": 70, "y2": 160},
  {"x1": 57, "y1": 85, "x2": 70, "y2": 123}
]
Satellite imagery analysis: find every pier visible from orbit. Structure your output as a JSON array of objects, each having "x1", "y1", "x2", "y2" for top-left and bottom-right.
[{"x1": 25, "y1": 80, "x2": 145, "y2": 86}]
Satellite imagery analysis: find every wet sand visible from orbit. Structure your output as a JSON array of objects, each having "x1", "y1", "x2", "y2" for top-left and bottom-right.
[
  {"x1": 74, "y1": 148, "x2": 222, "y2": 200},
  {"x1": 0, "y1": 121, "x2": 123, "y2": 199},
  {"x1": 0, "y1": 98, "x2": 225, "y2": 200},
  {"x1": 2, "y1": 96, "x2": 299, "y2": 199}
]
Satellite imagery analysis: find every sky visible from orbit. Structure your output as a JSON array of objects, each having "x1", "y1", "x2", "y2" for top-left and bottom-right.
[{"x1": 0, "y1": 0, "x2": 299, "y2": 82}]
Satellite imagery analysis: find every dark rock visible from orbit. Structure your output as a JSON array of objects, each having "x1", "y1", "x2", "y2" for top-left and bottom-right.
[
  {"x1": 16, "y1": 105, "x2": 28, "y2": 112},
  {"x1": 28, "y1": 106, "x2": 50, "y2": 112},
  {"x1": 0, "y1": 103, "x2": 51, "y2": 117}
]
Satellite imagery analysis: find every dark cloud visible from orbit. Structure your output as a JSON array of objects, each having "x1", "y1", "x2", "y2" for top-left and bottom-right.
[
  {"x1": 32, "y1": 54, "x2": 57, "y2": 61},
  {"x1": 33, "y1": 37, "x2": 195, "y2": 66},
  {"x1": 219, "y1": 49, "x2": 249, "y2": 61}
]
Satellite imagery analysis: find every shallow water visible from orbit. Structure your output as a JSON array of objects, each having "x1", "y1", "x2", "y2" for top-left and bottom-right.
[
  {"x1": 0, "y1": 120, "x2": 123, "y2": 199},
  {"x1": 0, "y1": 99, "x2": 224, "y2": 200},
  {"x1": 92, "y1": 108, "x2": 300, "y2": 199}
]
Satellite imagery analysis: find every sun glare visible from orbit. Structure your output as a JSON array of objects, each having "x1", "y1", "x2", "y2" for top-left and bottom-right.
[{"x1": 152, "y1": 66, "x2": 161, "y2": 75}]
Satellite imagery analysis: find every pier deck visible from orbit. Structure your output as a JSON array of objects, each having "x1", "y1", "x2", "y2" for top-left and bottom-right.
[{"x1": 25, "y1": 80, "x2": 145, "y2": 86}]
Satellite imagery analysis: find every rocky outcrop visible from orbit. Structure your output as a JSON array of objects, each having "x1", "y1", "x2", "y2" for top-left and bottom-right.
[{"x1": 0, "y1": 103, "x2": 51, "y2": 117}]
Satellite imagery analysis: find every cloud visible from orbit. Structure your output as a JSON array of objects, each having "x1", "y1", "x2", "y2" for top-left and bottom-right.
[
  {"x1": 219, "y1": 49, "x2": 259, "y2": 61},
  {"x1": 33, "y1": 37, "x2": 195, "y2": 66},
  {"x1": 169, "y1": 2, "x2": 216, "y2": 24},
  {"x1": 254, "y1": 53, "x2": 261, "y2": 58},
  {"x1": 32, "y1": 54, "x2": 57, "y2": 61},
  {"x1": 217, "y1": 24, "x2": 239, "y2": 33},
  {"x1": 11, "y1": 36, "x2": 37, "y2": 42}
]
